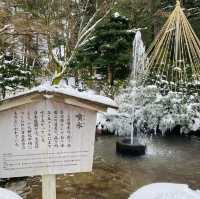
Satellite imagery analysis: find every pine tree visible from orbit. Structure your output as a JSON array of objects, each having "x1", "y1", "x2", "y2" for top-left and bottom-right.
[
  {"x1": 0, "y1": 54, "x2": 36, "y2": 99},
  {"x1": 76, "y1": 13, "x2": 134, "y2": 86}
]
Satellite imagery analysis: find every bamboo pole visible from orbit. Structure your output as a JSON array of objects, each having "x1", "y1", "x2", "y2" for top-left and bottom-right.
[{"x1": 143, "y1": 0, "x2": 200, "y2": 91}]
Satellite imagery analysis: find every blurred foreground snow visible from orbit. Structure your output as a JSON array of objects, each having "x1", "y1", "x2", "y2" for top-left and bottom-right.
[
  {"x1": 0, "y1": 188, "x2": 22, "y2": 199},
  {"x1": 129, "y1": 183, "x2": 200, "y2": 199}
]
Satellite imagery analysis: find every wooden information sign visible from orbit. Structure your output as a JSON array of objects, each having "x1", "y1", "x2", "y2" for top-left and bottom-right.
[
  {"x1": 0, "y1": 87, "x2": 117, "y2": 199},
  {"x1": 0, "y1": 100, "x2": 96, "y2": 178}
]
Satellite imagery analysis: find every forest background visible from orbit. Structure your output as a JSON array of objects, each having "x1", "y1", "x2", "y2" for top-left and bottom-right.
[{"x1": 0, "y1": 0, "x2": 199, "y2": 98}]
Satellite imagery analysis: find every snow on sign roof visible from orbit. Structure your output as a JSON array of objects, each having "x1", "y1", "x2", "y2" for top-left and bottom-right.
[{"x1": 0, "y1": 83, "x2": 118, "y2": 112}]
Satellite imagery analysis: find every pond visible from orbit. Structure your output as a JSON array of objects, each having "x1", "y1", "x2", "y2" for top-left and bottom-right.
[{"x1": 5, "y1": 136, "x2": 200, "y2": 199}]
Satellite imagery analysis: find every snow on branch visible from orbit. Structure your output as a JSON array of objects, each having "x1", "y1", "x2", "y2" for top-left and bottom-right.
[
  {"x1": 51, "y1": 0, "x2": 116, "y2": 84},
  {"x1": 78, "y1": 9, "x2": 111, "y2": 47}
]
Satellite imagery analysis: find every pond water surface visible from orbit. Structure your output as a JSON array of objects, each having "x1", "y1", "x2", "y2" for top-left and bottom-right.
[{"x1": 5, "y1": 136, "x2": 200, "y2": 199}]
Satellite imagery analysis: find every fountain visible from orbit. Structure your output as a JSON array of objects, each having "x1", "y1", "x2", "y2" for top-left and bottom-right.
[
  {"x1": 131, "y1": 30, "x2": 146, "y2": 81},
  {"x1": 116, "y1": 31, "x2": 146, "y2": 156},
  {"x1": 116, "y1": 123, "x2": 146, "y2": 156}
]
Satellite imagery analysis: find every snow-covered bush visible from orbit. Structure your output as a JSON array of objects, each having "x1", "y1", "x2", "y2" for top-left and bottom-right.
[
  {"x1": 97, "y1": 109, "x2": 132, "y2": 136},
  {"x1": 97, "y1": 81, "x2": 200, "y2": 136}
]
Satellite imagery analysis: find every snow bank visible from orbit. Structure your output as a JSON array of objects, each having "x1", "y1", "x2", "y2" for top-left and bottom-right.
[
  {"x1": 0, "y1": 188, "x2": 22, "y2": 199},
  {"x1": 129, "y1": 183, "x2": 200, "y2": 199}
]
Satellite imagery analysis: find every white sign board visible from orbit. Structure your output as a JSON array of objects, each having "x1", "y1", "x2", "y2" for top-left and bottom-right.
[{"x1": 0, "y1": 99, "x2": 97, "y2": 178}]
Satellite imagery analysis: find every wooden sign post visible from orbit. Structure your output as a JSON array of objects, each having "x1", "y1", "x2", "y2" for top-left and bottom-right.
[
  {"x1": 0, "y1": 86, "x2": 117, "y2": 199},
  {"x1": 42, "y1": 175, "x2": 56, "y2": 199}
]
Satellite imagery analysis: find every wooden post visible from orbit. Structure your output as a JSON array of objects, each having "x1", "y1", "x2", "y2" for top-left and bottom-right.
[{"x1": 42, "y1": 175, "x2": 56, "y2": 199}]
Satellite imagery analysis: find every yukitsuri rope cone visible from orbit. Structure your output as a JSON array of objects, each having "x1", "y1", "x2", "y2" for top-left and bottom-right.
[{"x1": 143, "y1": 0, "x2": 200, "y2": 93}]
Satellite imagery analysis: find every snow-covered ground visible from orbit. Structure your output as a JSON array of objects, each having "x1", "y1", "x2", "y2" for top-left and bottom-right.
[
  {"x1": 129, "y1": 183, "x2": 200, "y2": 199},
  {"x1": 0, "y1": 188, "x2": 22, "y2": 199}
]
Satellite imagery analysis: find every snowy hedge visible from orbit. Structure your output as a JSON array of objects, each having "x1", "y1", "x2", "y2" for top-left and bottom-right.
[{"x1": 97, "y1": 81, "x2": 200, "y2": 136}]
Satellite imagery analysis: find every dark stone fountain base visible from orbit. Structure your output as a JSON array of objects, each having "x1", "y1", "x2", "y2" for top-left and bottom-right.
[{"x1": 116, "y1": 138, "x2": 146, "y2": 156}]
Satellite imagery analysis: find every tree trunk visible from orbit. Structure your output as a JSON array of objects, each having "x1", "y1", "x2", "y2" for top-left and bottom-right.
[
  {"x1": 108, "y1": 65, "x2": 114, "y2": 86},
  {"x1": 2, "y1": 87, "x2": 6, "y2": 99}
]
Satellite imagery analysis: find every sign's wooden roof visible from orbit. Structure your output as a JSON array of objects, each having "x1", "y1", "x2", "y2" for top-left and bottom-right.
[{"x1": 0, "y1": 84, "x2": 118, "y2": 112}]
